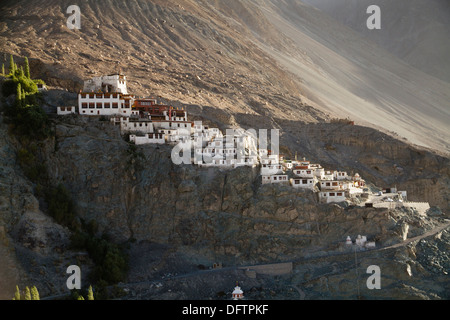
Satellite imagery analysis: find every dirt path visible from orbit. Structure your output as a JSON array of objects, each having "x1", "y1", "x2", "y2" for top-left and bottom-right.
[{"x1": 380, "y1": 220, "x2": 450, "y2": 251}]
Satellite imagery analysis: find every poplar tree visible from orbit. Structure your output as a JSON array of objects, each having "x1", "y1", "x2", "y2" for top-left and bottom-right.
[
  {"x1": 31, "y1": 286, "x2": 40, "y2": 300},
  {"x1": 24, "y1": 286, "x2": 31, "y2": 300},
  {"x1": 24, "y1": 57, "x2": 30, "y2": 78},
  {"x1": 87, "y1": 285, "x2": 94, "y2": 300},
  {"x1": 9, "y1": 54, "x2": 15, "y2": 75},
  {"x1": 13, "y1": 286, "x2": 21, "y2": 300},
  {"x1": 16, "y1": 83, "x2": 22, "y2": 106}
]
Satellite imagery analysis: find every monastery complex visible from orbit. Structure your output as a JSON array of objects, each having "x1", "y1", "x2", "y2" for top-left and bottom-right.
[{"x1": 57, "y1": 73, "x2": 429, "y2": 210}]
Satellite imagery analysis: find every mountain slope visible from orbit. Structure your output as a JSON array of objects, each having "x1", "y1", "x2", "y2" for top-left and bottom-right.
[
  {"x1": 246, "y1": 0, "x2": 450, "y2": 154},
  {"x1": 0, "y1": 0, "x2": 449, "y2": 154},
  {"x1": 302, "y1": 0, "x2": 450, "y2": 83}
]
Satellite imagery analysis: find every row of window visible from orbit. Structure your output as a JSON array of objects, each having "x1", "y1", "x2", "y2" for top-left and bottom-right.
[
  {"x1": 322, "y1": 192, "x2": 344, "y2": 197},
  {"x1": 81, "y1": 102, "x2": 120, "y2": 108},
  {"x1": 294, "y1": 179, "x2": 313, "y2": 184},
  {"x1": 80, "y1": 94, "x2": 120, "y2": 99}
]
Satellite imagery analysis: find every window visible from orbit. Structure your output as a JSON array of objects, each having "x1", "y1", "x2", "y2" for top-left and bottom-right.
[
  {"x1": 104, "y1": 103, "x2": 110, "y2": 108},
  {"x1": 96, "y1": 94, "x2": 103, "y2": 99},
  {"x1": 295, "y1": 180, "x2": 300, "y2": 185},
  {"x1": 330, "y1": 193, "x2": 335, "y2": 196},
  {"x1": 112, "y1": 103, "x2": 118, "y2": 108},
  {"x1": 326, "y1": 182, "x2": 331, "y2": 187},
  {"x1": 302, "y1": 180, "x2": 307, "y2": 184},
  {"x1": 96, "y1": 103, "x2": 102, "y2": 108},
  {"x1": 60, "y1": 107, "x2": 66, "y2": 111},
  {"x1": 89, "y1": 103, "x2": 95, "y2": 109},
  {"x1": 81, "y1": 94, "x2": 86, "y2": 99},
  {"x1": 82, "y1": 103, "x2": 88, "y2": 108},
  {"x1": 337, "y1": 193, "x2": 343, "y2": 196}
]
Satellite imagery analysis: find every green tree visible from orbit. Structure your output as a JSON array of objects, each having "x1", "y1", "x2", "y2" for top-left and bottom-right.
[
  {"x1": 24, "y1": 286, "x2": 31, "y2": 300},
  {"x1": 1, "y1": 63, "x2": 4, "y2": 75},
  {"x1": 31, "y1": 286, "x2": 40, "y2": 300},
  {"x1": 16, "y1": 83, "x2": 22, "y2": 107},
  {"x1": 24, "y1": 57, "x2": 30, "y2": 79},
  {"x1": 87, "y1": 285, "x2": 94, "y2": 300},
  {"x1": 9, "y1": 54, "x2": 15, "y2": 75},
  {"x1": 13, "y1": 286, "x2": 21, "y2": 300},
  {"x1": 18, "y1": 66, "x2": 24, "y2": 78},
  {"x1": 77, "y1": 295, "x2": 85, "y2": 300}
]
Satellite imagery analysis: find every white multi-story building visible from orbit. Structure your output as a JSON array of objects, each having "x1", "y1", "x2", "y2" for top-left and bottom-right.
[
  {"x1": 319, "y1": 180, "x2": 349, "y2": 191},
  {"x1": 334, "y1": 171, "x2": 349, "y2": 180},
  {"x1": 83, "y1": 74, "x2": 128, "y2": 94},
  {"x1": 77, "y1": 92, "x2": 137, "y2": 116},
  {"x1": 262, "y1": 175, "x2": 289, "y2": 185},
  {"x1": 293, "y1": 168, "x2": 315, "y2": 178},
  {"x1": 318, "y1": 190, "x2": 346, "y2": 203},
  {"x1": 130, "y1": 133, "x2": 165, "y2": 145},
  {"x1": 291, "y1": 177, "x2": 317, "y2": 189},
  {"x1": 261, "y1": 164, "x2": 283, "y2": 176}
]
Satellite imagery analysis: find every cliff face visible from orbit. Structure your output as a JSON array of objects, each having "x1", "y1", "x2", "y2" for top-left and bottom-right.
[
  {"x1": 0, "y1": 112, "x2": 448, "y2": 299},
  {"x1": 45, "y1": 117, "x2": 447, "y2": 260}
]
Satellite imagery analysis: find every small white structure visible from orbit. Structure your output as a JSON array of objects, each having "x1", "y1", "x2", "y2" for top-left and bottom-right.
[
  {"x1": 365, "y1": 241, "x2": 376, "y2": 249},
  {"x1": 334, "y1": 171, "x2": 349, "y2": 180},
  {"x1": 37, "y1": 83, "x2": 47, "y2": 91},
  {"x1": 120, "y1": 118, "x2": 154, "y2": 134},
  {"x1": 290, "y1": 178, "x2": 316, "y2": 189},
  {"x1": 355, "y1": 235, "x2": 367, "y2": 247},
  {"x1": 319, "y1": 180, "x2": 349, "y2": 191},
  {"x1": 262, "y1": 175, "x2": 289, "y2": 185},
  {"x1": 130, "y1": 133, "x2": 165, "y2": 145},
  {"x1": 232, "y1": 285, "x2": 244, "y2": 300},
  {"x1": 318, "y1": 190, "x2": 346, "y2": 203},
  {"x1": 57, "y1": 106, "x2": 76, "y2": 115},
  {"x1": 346, "y1": 236, "x2": 352, "y2": 245},
  {"x1": 261, "y1": 164, "x2": 283, "y2": 175},
  {"x1": 293, "y1": 168, "x2": 315, "y2": 178}
]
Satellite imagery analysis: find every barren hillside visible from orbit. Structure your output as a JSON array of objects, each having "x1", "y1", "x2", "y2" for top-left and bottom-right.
[
  {"x1": 0, "y1": 0, "x2": 449, "y2": 153},
  {"x1": 302, "y1": 0, "x2": 450, "y2": 83}
]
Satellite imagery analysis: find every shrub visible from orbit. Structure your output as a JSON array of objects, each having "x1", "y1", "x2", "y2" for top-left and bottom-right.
[{"x1": 2, "y1": 75, "x2": 38, "y2": 97}]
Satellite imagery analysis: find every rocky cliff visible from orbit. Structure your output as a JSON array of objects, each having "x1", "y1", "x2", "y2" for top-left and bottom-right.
[{"x1": 1, "y1": 111, "x2": 448, "y2": 299}]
